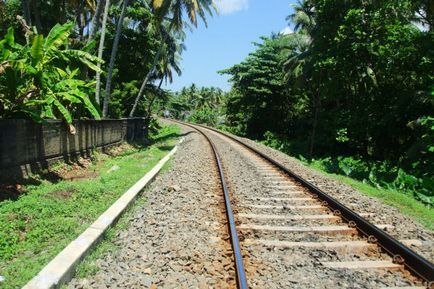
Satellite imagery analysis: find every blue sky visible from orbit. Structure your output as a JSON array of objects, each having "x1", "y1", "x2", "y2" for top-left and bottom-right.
[{"x1": 163, "y1": 0, "x2": 296, "y2": 91}]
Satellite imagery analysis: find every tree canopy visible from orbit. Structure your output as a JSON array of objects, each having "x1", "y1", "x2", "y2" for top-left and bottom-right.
[
  {"x1": 0, "y1": 0, "x2": 215, "y2": 123},
  {"x1": 216, "y1": 0, "x2": 434, "y2": 205}
]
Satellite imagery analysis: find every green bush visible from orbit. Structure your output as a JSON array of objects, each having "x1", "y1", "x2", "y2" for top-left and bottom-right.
[
  {"x1": 260, "y1": 131, "x2": 434, "y2": 206},
  {"x1": 187, "y1": 107, "x2": 221, "y2": 126},
  {"x1": 0, "y1": 23, "x2": 101, "y2": 124}
]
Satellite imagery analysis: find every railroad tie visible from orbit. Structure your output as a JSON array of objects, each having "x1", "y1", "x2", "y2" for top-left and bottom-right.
[
  {"x1": 322, "y1": 260, "x2": 402, "y2": 270},
  {"x1": 255, "y1": 197, "x2": 315, "y2": 202},
  {"x1": 238, "y1": 224, "x2": 356, "y2": 235},
  {"x1": 378, "y1": 286, "x2": 426, "y2": 289},
  {"x1": 243, "y1": 204, "x2": 324, "y2": 210},
  {"x1": 243, "y1": 240, "x2": 375, "y2": 251},
  {"x1": 266, "y1": 191, "x2": 306, "y2": 196},
  {"x1": 243, "y1": 239, "x2": 422, "y2": 249},
  {"x1": 238, "y1": 213, "x2": 339, "y2": 221}
]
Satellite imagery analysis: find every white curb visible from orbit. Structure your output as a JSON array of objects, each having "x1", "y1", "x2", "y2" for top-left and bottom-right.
[{"x1": 23, "y1": 139, "x2": 182, "y2": 289}]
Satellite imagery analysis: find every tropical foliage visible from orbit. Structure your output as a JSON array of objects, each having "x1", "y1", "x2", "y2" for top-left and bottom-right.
[
  {"x1": 0, "y1": 0, "x2": 215, "y2": 125},
  {"x1": 184, "y1": 0, "x2": 433, "y2": 205},
  {"x1": 165, "y1": 84, "x2": 226, "y2": 126},
  {"x1": 0, "y1": 23, "x2": 101, "y2": 124}
]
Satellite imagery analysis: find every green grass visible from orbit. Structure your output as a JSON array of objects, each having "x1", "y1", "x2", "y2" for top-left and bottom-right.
[
  {"x1": 0, "y1": 124, "x2": 180, "y2": 289},
  {"x1": 74, "y1": 157, "x2": 175, "y2": 281},
  {"x1": 306, "y1": 163, "x2": 434, "y2": 230},
  {"x1": 252, "y1": 133, "x2": 433, "y2": 231}
]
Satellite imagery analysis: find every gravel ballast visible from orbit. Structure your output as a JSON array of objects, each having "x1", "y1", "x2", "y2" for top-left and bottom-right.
[
  {"x1": 68, "y1": 126, "x2": 236, "y2": 289},
  {"x1": 203, "y1": 126, "x2": 431, "y2": 288},
  {"x1": 206, "y1": 127, "x2": 434, "y2": 262},
  {"x1": 67, "y1": 121, "x2": 433, "y2": 288}
]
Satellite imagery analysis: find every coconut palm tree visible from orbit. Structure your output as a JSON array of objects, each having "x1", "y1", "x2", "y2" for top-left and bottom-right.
[
  {"x1": 87, "y1": 0, "x2": 105, "y2": 43},
  {"x1": 128, "y1": 17, "x2": 184, "y2": 117},
  {"x1": 102, "y1": 0, "x2": 130, "y2": 117},
  {"x1": 286, "y1": 0, "x2": 315, "y2": 34},
  {"x1": 95, "y1": 0, "x2": 110, "y2": 105},
  {"x1": 285, "y1": 0, "x2": 319, "y2": 158},
  {"x1": 128, "y1": 0, "x2": 216, "y2": 117},
  {"x1": 143, "y1": 26, "x2": 184, "y2": 121}
]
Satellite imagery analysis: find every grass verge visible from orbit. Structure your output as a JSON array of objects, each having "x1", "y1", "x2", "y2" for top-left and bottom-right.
[
  {"x1": 240, "y1": 130, "x2": 434, "y2": 230},
  {"x1": 307, "y1": 165, "x2": 434, "y2": 230},
  {"x1": 72, "y1": 158, "x2": 174, "y2": 282},
  {"x1": 0, "y1": 124, "x2": 180, "y2": 289},
  {"x1": 211, "y1": 123, "x2": 433, "y2": 230}
]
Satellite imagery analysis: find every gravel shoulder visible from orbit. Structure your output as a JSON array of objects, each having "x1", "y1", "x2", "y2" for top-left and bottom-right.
[
  {"x1": 66, "y1": 121, "x2": 433, "y2": 289},
  {"x1": 204, "y1": 127, "x2": 430, "y2": 288},
  {"x1": 68, "y1": 125, "x2": 236, "y2": 289},
  {"x1": 205, "y1": 126, "x2": 434, "y2": 262}
]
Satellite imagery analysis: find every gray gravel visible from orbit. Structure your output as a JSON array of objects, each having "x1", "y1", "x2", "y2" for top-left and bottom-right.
[
  {"x1": 67, "y1": 121, "x2": 433, "y2": 289},
  {"x1": 207, "y1": 126, "x2": 434, "y2": 261},
  {"x1": 204, "y1": 127, "x2": 429, "y2": 288},
  {"x1": 68, "y1": 126, "x2": 236, "y2": 289}
]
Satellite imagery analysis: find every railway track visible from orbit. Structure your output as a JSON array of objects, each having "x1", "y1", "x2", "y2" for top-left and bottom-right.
[{"x1": 174, "y1": 120, "x2": 434, "y2": 289}]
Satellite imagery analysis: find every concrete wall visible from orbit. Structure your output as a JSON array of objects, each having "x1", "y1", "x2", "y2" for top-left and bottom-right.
[{"x1": 0, "y1": 118, "x2": 146, "y2": 180}]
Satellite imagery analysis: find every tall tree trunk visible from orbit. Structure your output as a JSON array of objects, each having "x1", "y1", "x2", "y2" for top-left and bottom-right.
[
  {"x1": 102, "y1": 0, "x2": 130, "y2": 118},
  {"x1": 128, "y1": 44, "x2": 164, "y2": 117},
  {"x1": 309, "y1": 96, "x2": 319, "y2": 159},
  {"x1": 62, "y1": 0, "x2": 67, "y2": 23},
  {"x1": 143, "y1": 78, "x2": 164, "y2": 138},
  {"x1": 309, "y1": 71, "x2": 322, "y2": 159},
  {"x1": 95, "y1": 0, "x2": 111, "y2": 105},
  {"x1": 145, "y1": 78, "x2": 164, "y2": 118},
  {"x1": 22, "y1": 0, "x2": 32, "y2": 26},
  {"x1": 32, "y1": 0, "x2": 43, "y2": 32},
  {"x1": 87, "y1": 0, "x2": 105, "y2": 43},
  {"x1": 129, "y1": 24, "x2": 173, "y2": 117},
  {"x1": 76, "y1": 0, "x2": 86, "y2": 40}
]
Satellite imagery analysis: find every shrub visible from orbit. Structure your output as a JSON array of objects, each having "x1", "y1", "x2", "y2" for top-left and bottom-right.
[{"x1": 0, "y1": 23, "x2": 102, "y2": 125}]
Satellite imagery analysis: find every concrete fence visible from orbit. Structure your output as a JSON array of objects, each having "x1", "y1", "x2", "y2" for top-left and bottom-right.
[{"x1": 0, "y1": 118, "x2": 147, "y2": 180}]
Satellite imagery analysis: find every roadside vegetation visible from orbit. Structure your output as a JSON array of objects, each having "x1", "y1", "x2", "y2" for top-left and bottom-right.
[
  {"x1": 164, "y1": 1, "x2": 434, "y2": 216},
  {"x1": 0, "y1": 124, "x2": 180, "y2": 289},
  {"x1": 1, "y1": 0, "x2": 215, "y2": 129},
  {"x1": 306, "y1": 160, "x2": 434, "y2": 230},
  {"x1": 164, "y1": 84, "x2": 226, "y2": 126},
  {"x1": 0, "y1": 1, "x2": 215, "y2": 286}
]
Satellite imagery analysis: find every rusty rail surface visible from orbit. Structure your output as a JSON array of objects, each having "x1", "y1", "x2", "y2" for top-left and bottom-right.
[
  {"x1": 192, "y1": 122, "x2": 434, "y2": 286},
  {"x1": 175, "y1": 121, "x2": 249, "y2": 289}
]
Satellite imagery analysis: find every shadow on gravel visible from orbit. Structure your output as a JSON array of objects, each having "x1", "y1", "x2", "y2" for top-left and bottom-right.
[
  {"x1": 156, "y1": 145, "x2": 176, "y2": 152},
  {"x1": 152, "y1": 131, "x2": 194, "y2": 143}
]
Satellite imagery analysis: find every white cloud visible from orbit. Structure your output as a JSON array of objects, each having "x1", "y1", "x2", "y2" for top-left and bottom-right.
[
  {"x1": 215, "y1": 0, "x2": 249, "y2": 15},
  {"x1": 280, "y1": 26, "x2": 293, "y2": 35}
]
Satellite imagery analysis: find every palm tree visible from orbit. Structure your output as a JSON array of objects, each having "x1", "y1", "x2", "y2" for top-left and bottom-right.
[
  {"x1": 128, "y1": 0, "x2": 216, "y2": 117},
  {"x1": 87, "y1": 0, "x2": 105, "y2": 43},
  {"x1": 95, "y1": 0, "x2": 110, "y2": 105},
  {"x1": 143, "y1": 27, "x2": 184, "y2": 121},
  {"x1": 286, "y1": 0, "x2": 315, "y2": 34},
  {"x1": 282, "y1": 33, "x2": 312, "y2": 80},
  {"x1": 285, "y1": 0, "x2": 319, "y2": 158},
  {"x1": 128, "y1": 17, "x2": 185, "y2": 117},
  {"x1": 102, "y1": 0, "x2": 130, "y2": 117}
]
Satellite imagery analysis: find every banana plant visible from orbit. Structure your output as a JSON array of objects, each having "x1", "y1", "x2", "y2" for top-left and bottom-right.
[{"x1": 0, "y1": 23, "x2": 102, "y2": 125}]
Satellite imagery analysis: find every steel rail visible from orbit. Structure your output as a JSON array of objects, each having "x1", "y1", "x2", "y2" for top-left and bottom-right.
[
  {"x1": 175, "y1": 121, "x2": 249, "y2": 289},
  {"x1": 192, "y1": 122, "x2": 434, "y2": 286}
]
